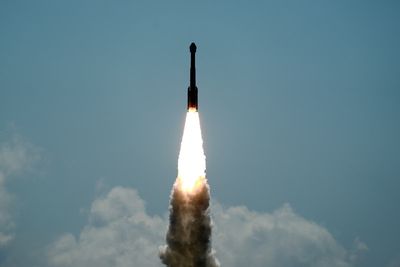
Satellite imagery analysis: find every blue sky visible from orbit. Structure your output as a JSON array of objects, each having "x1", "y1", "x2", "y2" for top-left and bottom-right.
[{"x1": 1, "y1": 1, "x2": 399, "y2": 266}]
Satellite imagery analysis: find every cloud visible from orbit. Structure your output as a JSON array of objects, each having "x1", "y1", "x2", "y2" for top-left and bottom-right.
[
  {"x1": 48, "y1": 186, "x2": 366, "y2": 267},
  {"x1": 48, "y1": 187, "x2": 165, "y2": 267},
  {"x1": 212, "y1": 203, "x2": 367, "y2": 267},
  {"x1": 0, "y1": 134, "x2": 41, "y2": 247},
  {"x1": 0, "y1": 180, "x2": 14, "y2": 246},
  {"x1": 0, "y1": 135, "x2": 40, "y2": 177}
]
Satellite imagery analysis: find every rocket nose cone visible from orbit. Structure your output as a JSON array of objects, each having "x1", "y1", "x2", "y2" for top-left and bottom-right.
[{"x1": 190, "y1": 42, "x2": 197, "y2": 53}]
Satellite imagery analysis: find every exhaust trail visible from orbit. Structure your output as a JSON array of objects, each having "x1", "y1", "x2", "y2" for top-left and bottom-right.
[
  {"x1": 160, "y1": 110, "x2": 219, "y2": 267},
  {"x1": 160, "y1": 43, "x2": 219, "y2": 267}
]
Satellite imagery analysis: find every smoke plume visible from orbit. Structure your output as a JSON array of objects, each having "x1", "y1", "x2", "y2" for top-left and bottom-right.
[
  {"x1": 160, "y1": 111, "x2": 219, "y2": 267},
  {"x1": 160, "y1": 178, "x2": 219, "y2": 267}
]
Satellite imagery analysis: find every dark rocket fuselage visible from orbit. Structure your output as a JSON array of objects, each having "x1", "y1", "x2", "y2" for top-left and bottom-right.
[{"x1": 187, "y1": 43, "x2": 198, "y2": 111}]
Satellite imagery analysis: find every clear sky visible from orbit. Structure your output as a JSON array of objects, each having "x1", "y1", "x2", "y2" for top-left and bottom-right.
[{"x1": 1, "y1": 1, "x2": 399, "y2": 266}]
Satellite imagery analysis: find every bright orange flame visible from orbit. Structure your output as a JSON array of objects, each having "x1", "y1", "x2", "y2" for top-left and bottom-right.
[{"x1": 177, "y1": 109, "x2": 206, "y2": 193}]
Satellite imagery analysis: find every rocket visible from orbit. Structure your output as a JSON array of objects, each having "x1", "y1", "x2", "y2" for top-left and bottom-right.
[{"x1": 187, "y1": 42, "x2": 198, "y2": 111}]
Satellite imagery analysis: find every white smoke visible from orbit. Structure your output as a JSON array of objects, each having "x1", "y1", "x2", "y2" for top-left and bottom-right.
[
  {"x1": 159, "y1": 179, "x2": 219, "y2": 267},
  {"x1": 48, "y1": 187, "x2": 165, "y2": 267},
  {"x1": 48, "y1": 186, "x2": 366, "y2": 267},
  {"x1": 212, "y1": 203, "x2": 367, "y2": 267}
]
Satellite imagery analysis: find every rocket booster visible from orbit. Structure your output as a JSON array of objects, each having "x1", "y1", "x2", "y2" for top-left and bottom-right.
[{"x1": 187, "y1": 42, "x2": 198, "y2": 111}]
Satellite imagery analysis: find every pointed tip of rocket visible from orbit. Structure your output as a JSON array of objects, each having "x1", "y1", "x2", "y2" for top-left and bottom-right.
[{"x1": 190, "y1": 42, "x2": 197, "y2": 53}]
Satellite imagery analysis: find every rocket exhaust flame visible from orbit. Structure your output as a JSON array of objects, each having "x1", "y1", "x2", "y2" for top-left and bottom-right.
[
  {"x1": 160, "y1": 43, "x2": 218, "y2": 267},
  {"x1": 160, "y1": 110, "x2": 219, "y2": 267},
  {"x1": 177, "y1": 110, "x2": 206, "y2": 193}
]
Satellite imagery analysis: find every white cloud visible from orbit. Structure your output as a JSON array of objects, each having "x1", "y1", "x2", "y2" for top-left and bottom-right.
[
  {"x1": 0, "y1": 174, "x2": 15, "y2": 246},
  {"x1": 48, "y1": 186, "x2": 366, "y2": 267},
  {"x1": 212, "y1": 203, "x2": 365, "y2": 267},
  {"x1": 0, "y1": 135, "x2": 40, "y2": 176},
  {"x1": 48, "y1": 187, "x2": 165, "y2": 267},
  {"x1": 0, "y1": 134, "x2": 41, "y2": 247}
]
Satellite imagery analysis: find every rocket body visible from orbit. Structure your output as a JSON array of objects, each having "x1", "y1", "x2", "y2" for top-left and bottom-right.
[
  {"x1": 187, "y1": 43, "x2": 198, "y2": 111},
  {"x1": 187, "y1": 86, "x2": 198, "y2": 110}
]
